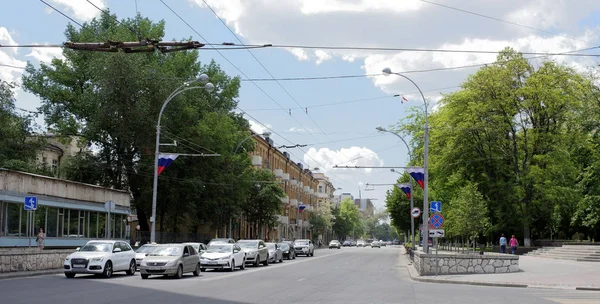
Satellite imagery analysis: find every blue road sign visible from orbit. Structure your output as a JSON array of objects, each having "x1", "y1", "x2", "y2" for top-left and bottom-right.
[
  {"x1": 429, "y1": 213, "x2": 445, "y2": 229},
  {"x1": 430, "y1": 201, "x2": 442, "y2": 213},
  {"x1": 24, "y1": 196, "x2": 37, "y2": 211}
]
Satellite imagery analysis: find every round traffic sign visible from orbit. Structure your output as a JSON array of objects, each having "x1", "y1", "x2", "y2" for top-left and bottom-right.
[
  {"x1": 429, "y1": 213, "x2": 445, "y2": 228},
  {"x1": 410, "y1": 207, "x2": 421, "y2": 218}
]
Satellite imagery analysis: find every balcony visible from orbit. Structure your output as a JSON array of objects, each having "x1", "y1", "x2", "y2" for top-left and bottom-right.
[
  {"x1": 281, "y1": 173, "x2": 290, "y2": 181},
  {"x1": 280, "y1": 197, "x2": 289, "y2": 204},
  {"x1": 273, "y1": 168, "x2": 283, "y2": 178},
  {"x1": 280, "y1": 216, "x2": 289, "y2": 225},
  {"x1": 303, "y1": 186, "x2": 310, "y2": 193},
  {"x1": 251, "y1": 156, "x2": 262, "y2": 166},
  {"x1": 317, "y1": 192, "x2": 328, "y2": 198},
  {"x1": 289, "y1": 199, "x2": 298, "y2": 207},
  {"x1": 289, "y1": 179, "x2": 298, "y2": 186}
]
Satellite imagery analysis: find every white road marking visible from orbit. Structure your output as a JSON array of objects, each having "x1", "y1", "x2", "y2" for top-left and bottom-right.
[{"x1": 298, "y1": 278, "x2": 306, "y2": 282}]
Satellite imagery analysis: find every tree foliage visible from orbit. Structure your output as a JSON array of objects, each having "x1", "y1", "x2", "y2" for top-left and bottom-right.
[
  {"x1": 243, "y1": 168, "x2": 284, "y2": 238},
  {"x1": 332, "y1": 198, "x2": 362, "y2": 240}
]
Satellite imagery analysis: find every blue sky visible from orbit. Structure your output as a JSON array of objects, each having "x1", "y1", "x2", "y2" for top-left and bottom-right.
[{"x1": 1, "y1": 0, "x2": 600, "y2": 210}]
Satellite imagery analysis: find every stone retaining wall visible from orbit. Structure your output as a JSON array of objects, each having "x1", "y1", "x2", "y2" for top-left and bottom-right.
[
  {"x1": 413, "y1": 251, "x2": 519, "y2": 276},
  {"x1": 0, "y1": 249, "x2": 72, "y2": 273}
]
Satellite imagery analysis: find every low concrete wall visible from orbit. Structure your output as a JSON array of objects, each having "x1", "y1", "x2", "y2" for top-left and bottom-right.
[
  {"x1": 413, "y1": 251, "x2": 519, "y2": 276},
  {"x1": 0, "y1": 248, "x2": 72, "y2": 273}
]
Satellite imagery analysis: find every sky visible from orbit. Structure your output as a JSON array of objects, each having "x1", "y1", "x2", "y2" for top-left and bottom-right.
[{"x1": 1, "y1": 0, "x2": 600, "y2": 211}]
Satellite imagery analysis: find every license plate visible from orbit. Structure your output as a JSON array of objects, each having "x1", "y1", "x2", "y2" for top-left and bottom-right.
[
  {"x1": 207, "y1": 261, "x2": 217, "y2": 265},
  {"x1": 72, "y1": 264, "x2": 85, "y2": 268},
  {"x1": 147, "y1": 266, "x2": 162, "y2": 270}
]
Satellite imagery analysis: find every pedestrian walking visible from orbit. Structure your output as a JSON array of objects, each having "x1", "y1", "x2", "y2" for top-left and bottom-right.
[
  {"x1": 499, "y1": 234, "x2": 507, "y2": 254},
  {"x1": 509, "y1": 235, "x2": 518, "y2": 255},
  {"x1": 36, "y1": 228, "x2": 45, "y2": 251}
]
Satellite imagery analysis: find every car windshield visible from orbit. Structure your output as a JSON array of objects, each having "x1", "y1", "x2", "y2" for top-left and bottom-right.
[
  {"x1": 80, "y1": 242, "x2": 112, "y2": 252},
  {"x1": 148, "y1": 246, "x2": 182, "y2": 256},
  {"x1": 278, "y1": 243, "x2": 289, "y2": 250},
  {"x1": 266, "y1": 243, "x2": 276, "y2": 250},
  {"x1": 295, "y1": 241, "x2": 309, "y2": 245},
  {"x1": 206, "y1": 244, "x2": 233, "y2": 253},
  {"x1": 135, "y1": 245, "x2": 156, "y2": 253},
  {"x1": 238, "y1": 242, "x2": 258, "y2": 249}
]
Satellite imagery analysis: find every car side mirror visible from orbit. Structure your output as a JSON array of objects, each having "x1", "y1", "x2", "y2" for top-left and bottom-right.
[
  {"x1": 259, "y1": 245, "x2": 264, "y2": 248},
  {"x1": 113, "y1": 248, "x2": 122, "y2": 253},
  {"x1": 75, "y1": 247, "x2": 81, "y2": 251},
  {"x1": 183, "y1": 252, "x2": 189, "y2": 257},
  {"x1": 233, "y1": 249, "x2": 239, "y2": 253}
]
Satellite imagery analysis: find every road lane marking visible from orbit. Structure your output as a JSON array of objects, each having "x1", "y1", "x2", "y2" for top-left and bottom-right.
[
  {"x1": 200, "y1": 250, "x2": 346, "y2": 282},
  {"x1": 298, "y1": 278, "x2": 306, "y2": 282}
]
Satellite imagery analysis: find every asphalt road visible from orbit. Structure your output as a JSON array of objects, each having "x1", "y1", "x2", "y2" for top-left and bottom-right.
[{"x1": 2, "y1": 246, "x2": 599, "y2": 304}]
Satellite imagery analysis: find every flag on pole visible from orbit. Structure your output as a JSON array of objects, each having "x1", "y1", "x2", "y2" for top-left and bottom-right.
[
  {"x1": 299, "y1": 204, "x2": 307, "y2": 213},
  {"x1": 406, "y1": 168, "x2": 425, "y2": 189},
  {"x1": 402, "y1": 96, "x2": 408, "y2": 102},
  {"x1": 395, "y1": 183, "x2": 411, "y2": 199},
  {"x1": 157, "y1": 154, "x2": 178, "y2": 175}
]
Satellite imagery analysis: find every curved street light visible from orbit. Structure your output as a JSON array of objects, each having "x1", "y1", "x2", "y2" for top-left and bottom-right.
[
  {"x1": 234, "y1": 132, "x2": 272, "y2": 154},
  {"x1": 381, "y1": 67, "x2": 430, "y2": 253},
  {"x1": 150, "y1": 74, "x2": 215, "y2": 243}
]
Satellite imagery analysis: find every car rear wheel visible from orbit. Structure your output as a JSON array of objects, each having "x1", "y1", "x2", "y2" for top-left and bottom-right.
[
  {"x1": 193, "y1": 263, "x2": 200, "y2": 276},
  {"x1": 174, "y1": 265, "x2": 183, "y2": 279},
  {"x1": 126, "y1": 260, "x2": 136, "y2": 275},
  {"x1": 64, "y1": 273, "x2": 75, "y2": 278},
  {"x1": 141, "y1": 274, "x2": 149, "y2": 279},
  {"x1": 102, "y1": 261, "x2": 113, "y2": 278}
]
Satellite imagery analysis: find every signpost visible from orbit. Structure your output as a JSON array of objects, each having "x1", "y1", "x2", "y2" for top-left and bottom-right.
[
  {"x1": 410, "y1": 207, "x2": 421, "y2": 218},
  {"x1": 430, "y1": 201, "x2": 441, "y2": 213},
  {"x1": 429, "y1": 214, "x2": 445, "y2": 229},
  {"x1": 24, "y1": 197, "x2": 37, "y2": 247},
  {"x1": 104, "y1": 201, "x2": 115, "y2": 239}
]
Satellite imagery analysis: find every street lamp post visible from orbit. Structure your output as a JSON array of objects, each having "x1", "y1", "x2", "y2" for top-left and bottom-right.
[
  {"x1": 382, "y1": 67, "x2": 430, "y2": 253},
  {"x1": 229, "y1": 131, "x2": 272, "y2": 238},
  {"x1": 150, "y1": 74, "x2": 215, "y2": 243},
  {"x1": 376, "y1": 126, "x2": 415, "y2": 252}
]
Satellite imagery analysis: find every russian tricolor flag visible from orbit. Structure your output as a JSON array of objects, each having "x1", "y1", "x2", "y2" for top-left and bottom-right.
[
  {"x1": 299, "y1": 204, "x2": 307, "y2": 213},
  {"x1": 157, "y1": 154, "x2": 178, "y2": 175},
  {"x1": 395, "y1": 183, "x2": 411, "y2": 199},
  {"x1": 406, "y1": 168, "x2": 425, "y2": 190}
]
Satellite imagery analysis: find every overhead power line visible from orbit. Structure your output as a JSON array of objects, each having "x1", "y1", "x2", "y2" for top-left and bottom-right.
[
  {"x1": 39, "y1": 0, "x2": 83, "y2": 27},
  {"x1": 418, "y1": 0, "x2": 587, "y2": 44}
]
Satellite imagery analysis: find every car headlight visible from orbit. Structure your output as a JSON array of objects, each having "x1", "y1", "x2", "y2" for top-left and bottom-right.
[
  {"x1": 284, "y1": 251, "x2": 289, "y2": 254},
  {"x1": 246, "y1": 251, "x2": 256, "y2": 256},
  {"x1": 165, "y1": 260, "x2": 178, "y2": 267},
  {"x1": 91, "y1": 257, "x2": 104, "y2": 262},
  {"x1": 200, "y1": 257, "x2": 207, "y2": 260}
]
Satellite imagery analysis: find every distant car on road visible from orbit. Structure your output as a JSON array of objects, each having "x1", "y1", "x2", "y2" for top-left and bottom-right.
[
  {"x1": 135, "y1": 243, "x2": 158, "y2": 268},
  {"x1": 357, "y1": 240, "x2": 366, "y2": 247},
  {"x1": 183, "y1": 242, "x2": 207, "y2": 255},
  {"x1": 208, "y1": 238, "x2": 235, "y2": 246},
  {"x1": 139, "y1": 244, "x2": 200, "y2": 279},
  {"x1": 237, "y1": 240, "x2": 269, "y2": 267},
  {"x1": 329, "y1": 240, "x2": 341, "y2": 249},
  {"x1": 343, "y1": 240, "x2": 352, "y2": 247},
  {"x1": 294, "y1": 239, "x2": 315, "y2": 256},
  {"x1": 64, "y1": 240, "x2": 136, "y2": 279},
  {"x1": 371, "y1": 241, "x2": 381, "y2": 248}
]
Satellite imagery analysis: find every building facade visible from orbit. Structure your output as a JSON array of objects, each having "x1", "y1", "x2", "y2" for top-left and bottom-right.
[
  {"x1": 354, "y1": 199, "x2": 375, "y2": 218},
  {"x1": 235, "y1": 132, "x2": 332, "y2": 242},
  {"x1": 36, "y1": 134, "x2": 87, "y2": 175}
]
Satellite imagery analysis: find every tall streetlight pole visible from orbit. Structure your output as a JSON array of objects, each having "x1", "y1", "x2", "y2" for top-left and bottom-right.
[
  {"x1": 382, "y1": 67, "x2": 430, "y2": 253},
  {"x1": 229, "y1": 132, "x2": 272, "y2": 238},
  {"x1": 150, "y1": 74, "x2": 215, "y2": 243},
  {"x1": 376, "y1": 126, "x2": 415, "y2": 252}
]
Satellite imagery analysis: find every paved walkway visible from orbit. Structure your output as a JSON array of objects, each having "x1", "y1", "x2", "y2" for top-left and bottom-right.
[{"x1": 403, "y1": 247, "x2": 600, "y2": 290}]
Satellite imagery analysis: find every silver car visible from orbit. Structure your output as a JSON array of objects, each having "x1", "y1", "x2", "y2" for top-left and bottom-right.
[
  {"x1": 237, "y1": 240, "x2": 269, "y2": 267},
  {"x1": 294, "y1": 239, "x2": 314, "y2": 257},
  {"x1": 135, "y1": 243, "x2": 158, "y2": 268},
  {"x1": 208, "y1": 238, "x2": 235, "y2": 246},
  {"x1": 183, "y1": 242, "x2": 207, "y2": 255},
  {"x1": 266, "y1": 242, "x2": 283, "y2": 263},
  {"x1": 139, "y1": 244, "x2": 200, "y2": 279}
]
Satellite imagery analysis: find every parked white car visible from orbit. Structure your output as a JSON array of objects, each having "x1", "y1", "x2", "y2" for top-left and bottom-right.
[
  {"x1": 293, "y1": 239, "x2": 315, "y2": 257},
  {"x1": 135, "y1": 243, "x2": 158, "y2": 268},
  {"x1": 237, "y1": 240, "x2": 269, "y2": 267},
  {"x1": 63, "y1": 240, "x2": 136, "y2": 278},
  {"x1": 200, "y1": 243, "x2": 246, "y2": 272}
]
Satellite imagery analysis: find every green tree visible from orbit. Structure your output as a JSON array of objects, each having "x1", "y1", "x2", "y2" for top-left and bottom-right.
[
  {"x1": 309, "y1": 200, "x2": 334, "y2": 242},
  {"x1": 21, "y1": 12, "x2": 249, "y2": 237},
  {"x1": 0, "y1": 80, "x2": 41, "y2": 171},
  {"x1": 445, "y1": 184, "x2": 491, "y2": 248},
  {"x1": 243, "y1": 168, "x2": 284, "y2": 239},
  {"x1": 332, "y1": 198, "x2": 362, "y2": 240}
]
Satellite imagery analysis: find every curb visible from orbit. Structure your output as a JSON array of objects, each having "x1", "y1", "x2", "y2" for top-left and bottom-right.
[
  {"x1": 402, "y1": 254, "x2": 599, "y2": 291},
  {"x1": 0, "y1": 269, "x2": 63, "y2": 280}
]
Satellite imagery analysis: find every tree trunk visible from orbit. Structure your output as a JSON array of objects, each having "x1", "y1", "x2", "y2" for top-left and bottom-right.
[{"x1": 524, "y1": 225, "x2": 531, "y2": 247}]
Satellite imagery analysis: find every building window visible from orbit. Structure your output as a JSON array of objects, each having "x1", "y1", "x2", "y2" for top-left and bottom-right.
[
  {"x1": 318, "y1": 185, "x2": 323, "y2": 193},
  {"x1": 51, "y1": 159, "x2": 59, "y2": 173}
]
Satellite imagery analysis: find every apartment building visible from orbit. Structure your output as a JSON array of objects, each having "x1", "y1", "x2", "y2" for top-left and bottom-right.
[
  {"x1": 240, "y1": 132, "x2": 329, "y2": 241},
  {"x1": 36, "y1": 133, "x2": 87, "y2": 175}
]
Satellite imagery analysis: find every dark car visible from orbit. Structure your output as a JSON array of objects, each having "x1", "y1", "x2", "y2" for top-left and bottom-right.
[{"x1": 278, "y1": 242, "x2": 296, "y2": 260}]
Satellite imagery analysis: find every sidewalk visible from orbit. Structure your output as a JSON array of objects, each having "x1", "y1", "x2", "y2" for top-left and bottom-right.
[
  {"x1": 0, "y1": 269, "x2": 63, "y2": 280},
  {"x1": 401, "y1": 247, "x2": 600, "y2": 290}
]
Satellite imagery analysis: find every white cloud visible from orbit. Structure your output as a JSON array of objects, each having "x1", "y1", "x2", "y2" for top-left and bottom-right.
[
  {"x1": 299, "y1": 0, "x2": 422, "y2": 15},
  {"x1": 249, "y1": 119, "x2": 271, "y2": 135},
  {"x1": 27, "y1": 46, "x2": 65, "y2": 64},
  {"x1": 0, "y1": 27, "x2": 26, "y2": 84},
  {"x1": 314, "y1": 50, "x2": 331, "y2": 65},
  {"x1": 304, "y1": 146, "x2": 383, "y2": 174},
  {"x1": 288, "y1": 127, "x2": 314, "y2": 133},
  {"x1": 289, "y1": 48, "x2": 309, "y2": 61},
  {"x1": 47, "y1": 0, "x2": 105, "y2": 22}
]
